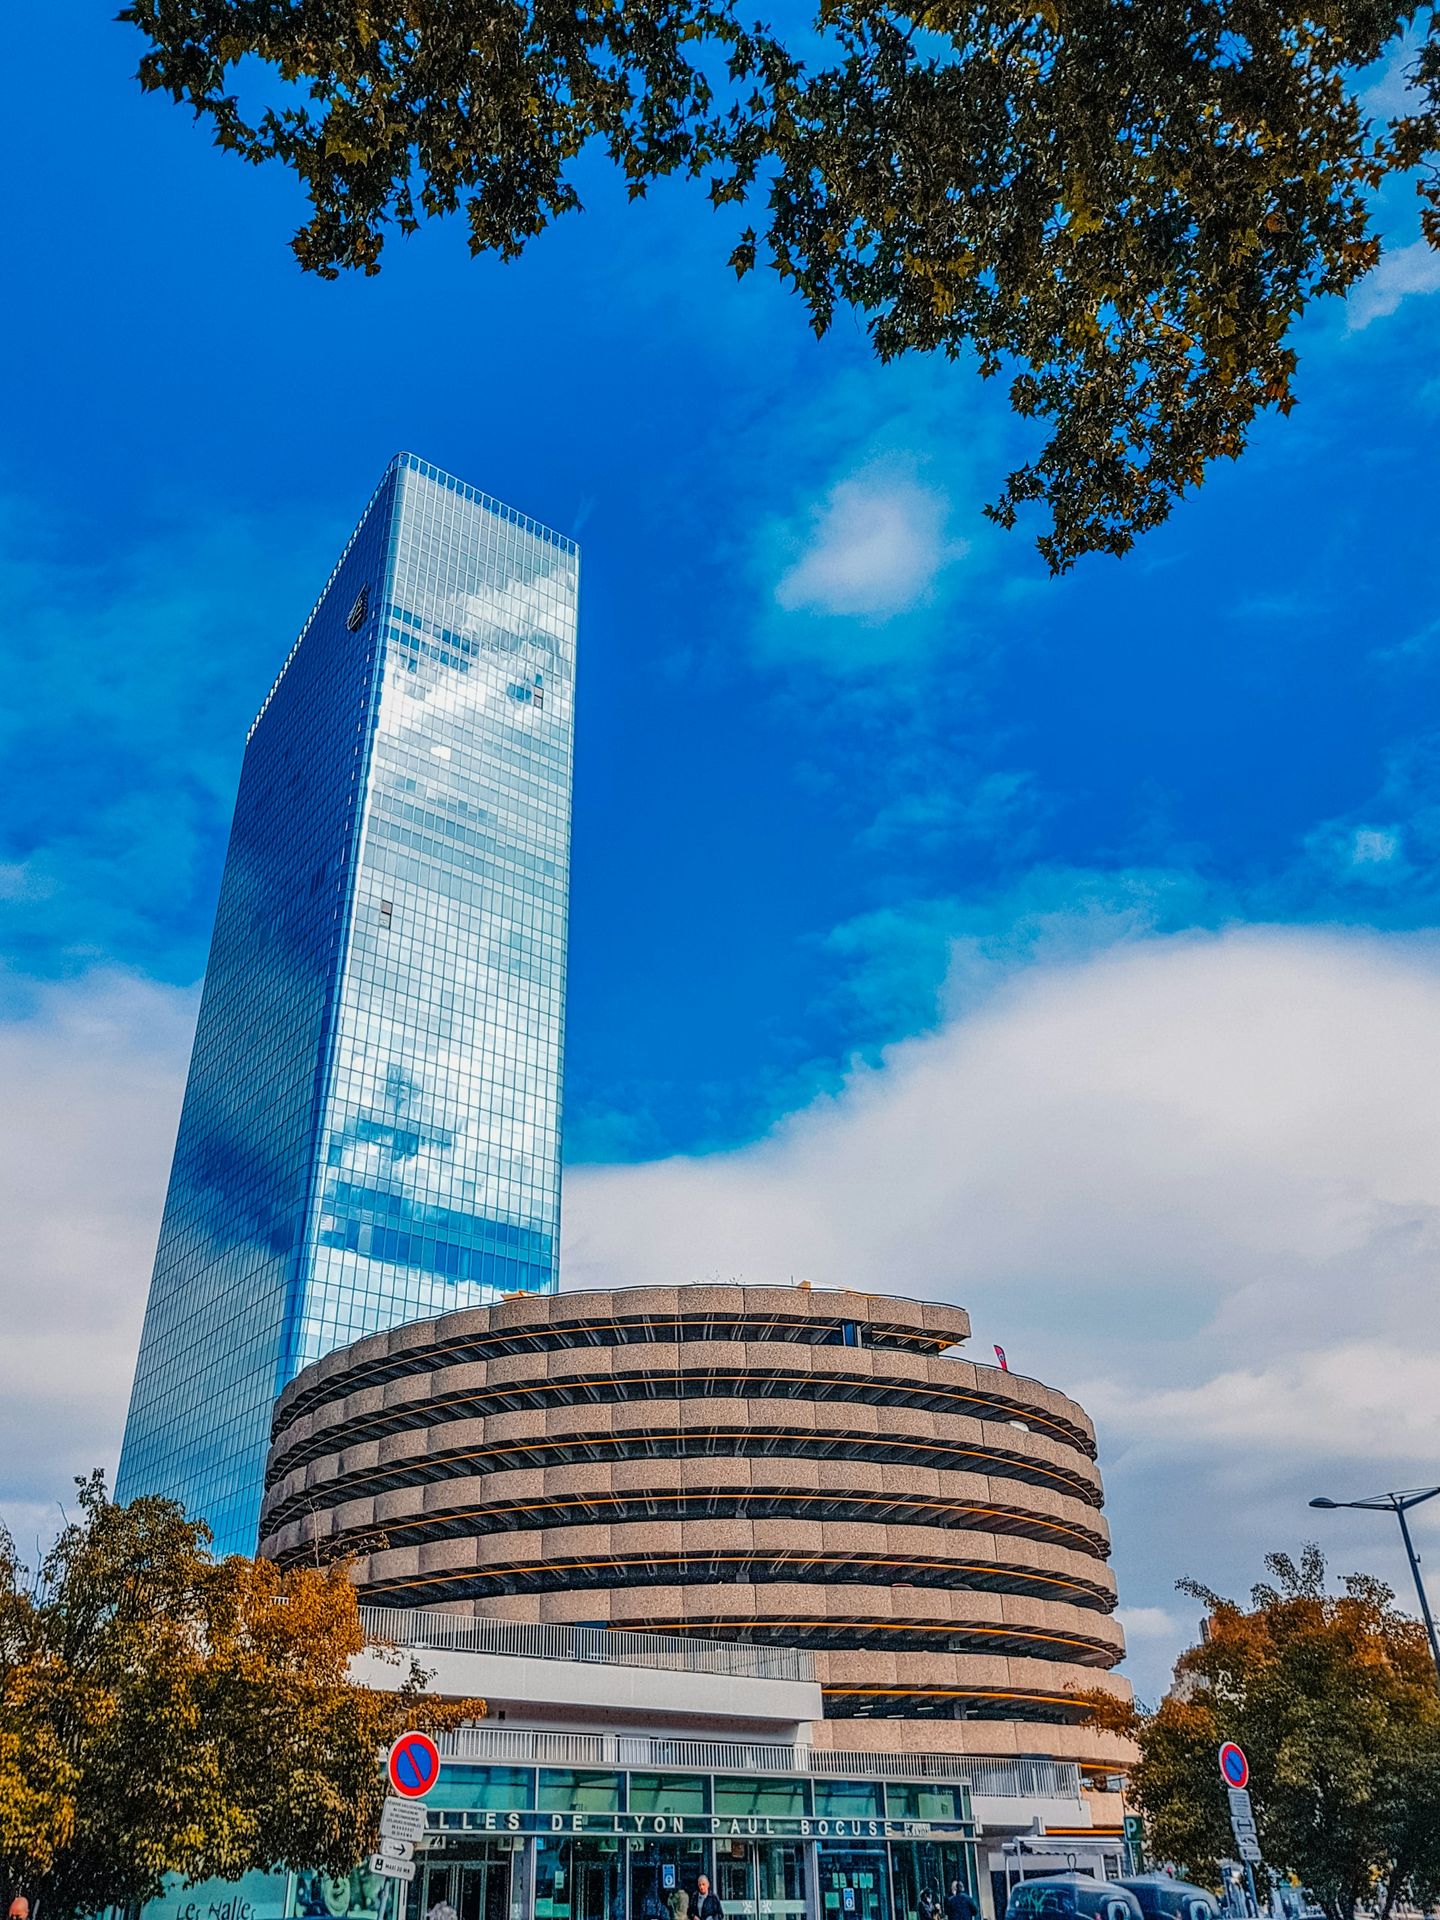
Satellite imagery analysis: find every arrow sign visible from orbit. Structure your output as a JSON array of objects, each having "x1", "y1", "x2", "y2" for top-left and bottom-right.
[
  {"x1": 388, "y1": 1730, "x2": 441, "y2": 1799},
  {"x1": 377, "y1": 1838, "x2": 414, "y2": 1865}
]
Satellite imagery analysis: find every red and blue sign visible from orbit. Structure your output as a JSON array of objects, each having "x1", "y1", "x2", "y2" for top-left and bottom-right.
[
  {"x1": 1218, "y1": 1742, "x2": 1249, "y2": 1789},
  {"x1": 388, "y1": 1730, "x2": 441, "y2": 1798}
]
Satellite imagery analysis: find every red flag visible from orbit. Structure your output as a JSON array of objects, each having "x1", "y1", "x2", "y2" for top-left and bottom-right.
[{"x1": 993, "y1": 1344, "x2": 1008, "y2": 1371}]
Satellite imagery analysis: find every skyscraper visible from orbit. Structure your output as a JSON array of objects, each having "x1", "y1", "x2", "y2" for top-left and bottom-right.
[{"x1": 116, "y1": 454, "x2": 578, "y2": 1553}]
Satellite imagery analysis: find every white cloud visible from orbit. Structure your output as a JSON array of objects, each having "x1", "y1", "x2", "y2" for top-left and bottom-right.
[
  {"x1": 564, "y1": 924, "x2": 1440, "y2": 1698},
  {"x1": 0, "y1": 971, "x2": 194, "y2": 1536},
  {"x1": 1348, "y1": 826, "x2": 1402, "y2": 867},
  {"x1": 1114, "y1": 1606, "x2": 1181, "y2": 1642},
  {"x1": 1347, "y1": 240, "x2": 1440, "y2": 330},
  {"x1": 1083, "y1": 1342, "x2": 1440, "y2": 1464},
  {"x1": 774, "y1": 472, "x2": 962, "y2": 619},
  {"x1": 10, "y1": 924, "x2": 1440, "y2": 1701},
  {"x1": 1357, "y1": 28, "x2": 1429, "y2": 124}
]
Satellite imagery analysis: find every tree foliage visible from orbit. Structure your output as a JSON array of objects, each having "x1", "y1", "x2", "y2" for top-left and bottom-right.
[
  {"x1": 119, "y1": 0, "x2": 1440, "y2": 568},
  {"x1": 1091, "y1": 1546, "x2": 1440, "y2": 1920},
  {"x1": 0, "y1": 1474, "x2": 476, "y2": 1920}
]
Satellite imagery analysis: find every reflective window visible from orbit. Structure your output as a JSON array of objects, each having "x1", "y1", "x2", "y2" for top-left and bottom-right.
[
  {"x1": 711, "y1": 1778, "x2": 807, "y2": 1818},
  {"x1": 539, "y1": 1770, "x2": 625, "y2": 1811},
  {"x1": 432, "y1": 1766, "x2": 537, "y2": 1812},
  {"x1": 627, "y1": 1775, "x2": 710, "y2": 1816},
  {"x1": 811, "y1": 1783, "x2": 882, "y2": 1821}
]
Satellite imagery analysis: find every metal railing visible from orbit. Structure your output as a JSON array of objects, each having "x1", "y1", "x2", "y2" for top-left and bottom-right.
[
  {"x1": 434, "y1": 1723, "x2": 1083, "y2": 1800},
  {"x1": 361, "y1": 1605, "x2": 816, "y2": 1684}
]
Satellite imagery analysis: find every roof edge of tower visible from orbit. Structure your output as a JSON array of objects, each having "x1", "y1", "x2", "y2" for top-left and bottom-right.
[
  {"x1": 391, "y1": 451, "x2": 579, "y2": 555},
  {"x1": 247, "y1": 454, "x2": 578, "y2": 744},
  {"x1": 246, "y1": 459, "x2": 403, "y2": 742}
]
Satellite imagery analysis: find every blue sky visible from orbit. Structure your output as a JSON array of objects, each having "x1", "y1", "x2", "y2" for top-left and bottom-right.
[{"x1": 3, "y1": 2, "x2": 1440, "y2": 1698}]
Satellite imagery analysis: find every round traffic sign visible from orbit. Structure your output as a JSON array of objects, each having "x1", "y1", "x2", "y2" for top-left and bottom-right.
[
  {"x1": 388, "y1": 1730, "x2": 441, "y2": 1798},
  {"x1": 1218, "y1": 1742, "x2": 1249, "y2": 1789}
]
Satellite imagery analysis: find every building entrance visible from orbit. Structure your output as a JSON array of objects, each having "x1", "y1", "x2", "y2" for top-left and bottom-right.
[
  {"x1": 418, "y1": 1848, "x2": 515, "y2": 1920},
  {"x1": 815, "y1": 1846, "x2": 888, "y2": 1920},
  {"x1": 714, "y1": 1843, "x2": 808, "y2": 1920},
  {"x1": 629, "y1": 1837, "x2": 712, "y2": 1920}
]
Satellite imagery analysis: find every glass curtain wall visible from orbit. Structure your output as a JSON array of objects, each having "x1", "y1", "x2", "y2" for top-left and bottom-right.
[{"x1": 116, "y1": 454, "x2": 577, "y2": 1553}]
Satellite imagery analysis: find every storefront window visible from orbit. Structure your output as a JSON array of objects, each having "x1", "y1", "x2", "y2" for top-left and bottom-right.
[
  {"x1": 712, "y1": 1779, "x2": 807, "y2": 1818},
  {"x1": 812, "y1": 1783, "x2": 883, "y2": 1821},
  {"x1": 163, "y1": 1869, "x2": 295, "y2": 1920},
  {"x1": 540, "y1": 1769, "x2": 625, "y2": 1811}
]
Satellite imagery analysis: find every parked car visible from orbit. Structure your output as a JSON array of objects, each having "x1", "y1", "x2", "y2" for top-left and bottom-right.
[
  {"x1": 1115, "y1": 1874, "x2": 1220, "y2": 1920},
  {"x1": 1005, "y1": 1875, "x2": 1145, "y2": 1920}
]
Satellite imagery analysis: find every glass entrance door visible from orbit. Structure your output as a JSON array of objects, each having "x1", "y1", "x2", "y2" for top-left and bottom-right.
[
  {"x1": 629, "y1": 1837, "x2": 712, "y2": 1920},
  {"x1": 816, "y1": 1847, "x2": 887, "y2": 1920},
  {"x1": 756, "y1": 1844, "x2": 807, "y2": 1920},
  {"x1": 716, "y1": 1844, "x2": 806, "y2": 1920},
  {"x1": 418, "y1": 1852, "x2": 513, "y2": 1920},
  {"x1": 717, "y1": 1851, "x2": 756, "y2": 1920}
]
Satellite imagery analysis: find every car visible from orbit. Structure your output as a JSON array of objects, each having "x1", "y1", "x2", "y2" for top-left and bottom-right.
[
  {"x1": 1114, "y1": 1874, "x2": 1220, "y2": 1920},
  {"x1": 1005, "y1": 1875, "x2": 1146, "y2": 1920}
]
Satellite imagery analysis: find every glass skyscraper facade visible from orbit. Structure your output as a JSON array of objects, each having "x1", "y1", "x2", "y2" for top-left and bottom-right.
[{"x1": 116, "y1": 454, "x2": 577, "y2": 1554}]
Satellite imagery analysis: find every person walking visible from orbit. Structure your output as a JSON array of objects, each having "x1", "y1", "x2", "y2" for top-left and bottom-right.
[
  {"x1": 694, "y1": 1876, "x2": 723, "y2": 1920},
  {"x1": 920, "y1": 1888, "x2": 941, "y2": 1920},
  {"x1": 667, "y1": 1885, "x2": 691, "y2": 1920},
  {"x1": 945, "y1": 1881, "x2": 978, "y2": 1920}
]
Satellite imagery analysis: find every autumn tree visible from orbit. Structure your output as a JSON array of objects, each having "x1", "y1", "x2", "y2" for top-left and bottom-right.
[
  {"x1": 118, "y1": 0, "x2": 1440, "y2": 568},
  {"x1": 0, "y1": 1473, "x2": 477, "y2": 1920},
  {"x1": 1086, "y1": 1546, "x2": 1440, "y2": 1920}
]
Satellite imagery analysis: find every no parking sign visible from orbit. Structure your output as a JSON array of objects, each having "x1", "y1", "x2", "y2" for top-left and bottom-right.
[{"x1": 388, "y1": 1730, "x2": 441, "y2": 1798}]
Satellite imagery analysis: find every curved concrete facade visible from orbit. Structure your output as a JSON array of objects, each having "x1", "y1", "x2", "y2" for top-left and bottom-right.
[{"x1": 260, "y1": 1286, "x2": 1132, "y2": 1771}]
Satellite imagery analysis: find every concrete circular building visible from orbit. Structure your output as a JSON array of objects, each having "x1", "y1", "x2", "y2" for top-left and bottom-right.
[{"x1": 260, "y1": 1284, "x2": 1130, "y2": 1777}]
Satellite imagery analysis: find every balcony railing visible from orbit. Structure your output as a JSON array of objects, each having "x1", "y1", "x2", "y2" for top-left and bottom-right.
[
  {"x1": 360, "y1": 1605, "x2": 816, "y2": 1684},
  {"x1": 434, "y1": 1722, "x2": 1082, "y2": 1801}
]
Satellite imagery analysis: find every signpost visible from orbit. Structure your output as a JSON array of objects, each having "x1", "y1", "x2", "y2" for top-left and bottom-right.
[
  {"x1": 371, "y1": 1733, "x2": 439, "y2": 1918},
  {"x1": 1217, "y1": 1747, "x2": 1262, "y2": 1912}
]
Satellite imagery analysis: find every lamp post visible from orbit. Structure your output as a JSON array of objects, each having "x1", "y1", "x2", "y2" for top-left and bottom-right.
[{"x1": 1308, "y1": 1486, "x2": 1440, "y2": 1683}]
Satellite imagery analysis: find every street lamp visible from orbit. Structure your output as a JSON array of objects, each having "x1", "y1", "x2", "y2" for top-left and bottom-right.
[{"x1": 1309, "y1": 1486, "x2": 1440, "y2": 1682}]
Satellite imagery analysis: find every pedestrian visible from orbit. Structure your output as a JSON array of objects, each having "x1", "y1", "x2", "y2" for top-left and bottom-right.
[
  {"x1": 694, "y1": 1876, "x2": 723, "y2": 1920},
  {"x1": 9, "y1": 1899, "x2": 31, "y2": 1920},
  {"x1": 920, "y1": 1888, "x2": 941, "y2": 1920},
  {"x1": 945, "y1": 1881, "x2": 978, "y2": 1920},
  {"x1": 668, "y1": 1885, "x2": 690, "y2": 1920}
]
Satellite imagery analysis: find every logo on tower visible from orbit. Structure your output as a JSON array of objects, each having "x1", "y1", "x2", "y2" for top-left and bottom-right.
[{"x1": 347, "y1": 586, "x2": 369, "y2": 632}]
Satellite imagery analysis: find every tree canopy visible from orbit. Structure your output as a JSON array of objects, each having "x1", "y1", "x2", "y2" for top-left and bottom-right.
[
  {"x1": 0, "y1": 1473, "x2": 476, "y2": 1920},
  {"x1": 119, "y1": 0, "x2": 1440, "y2": 569},
  {"x1": 1086, "y1": 1545, "x2": 1440, "y2": 1920}
]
